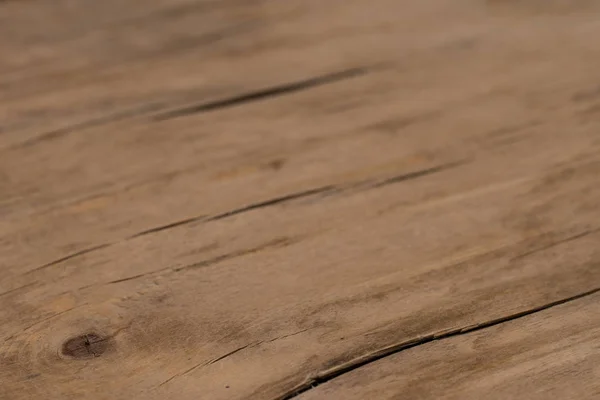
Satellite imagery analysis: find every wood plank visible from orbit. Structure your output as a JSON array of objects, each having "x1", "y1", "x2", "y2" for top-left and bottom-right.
[
  {"x1": 296, "y1": 291, "x2": 600, "y2": 400},
  {"x1": 2, "y1": 139, "x2": 600, "y2": 399},
  {"x1": 2, "y1": 0, "x2": 600, "y2": 280},
  {"x1": 2, "y1": 1, "x2": 600, "y2": 399},
  {"x1": 3, "y1": 0, "x2": 598, "y2": 148}
]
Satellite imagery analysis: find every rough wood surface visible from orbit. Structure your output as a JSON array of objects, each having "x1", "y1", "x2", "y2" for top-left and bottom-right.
[
  {"x1": 2, "y1": 1, "x2": 600, "y2": 399},
  {"x1": 297, "y1": 292, "x2": 600, "y2": 400}
]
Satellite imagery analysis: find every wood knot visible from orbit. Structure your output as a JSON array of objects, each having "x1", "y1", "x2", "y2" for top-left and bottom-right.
[{"x1": 61, "y1": 333, "x2": 110, "y2": 359}]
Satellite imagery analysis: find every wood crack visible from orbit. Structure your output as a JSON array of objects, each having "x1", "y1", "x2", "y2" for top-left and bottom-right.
[
  {"x1": 8, "y1": 103, "x2": 163, "y2": 150},
  {"x1": 4, "y1": 304, "x2": 86, "y2": 342},
  {"x1": 0, "y1": 282, "x2": 37, "y2": 298},
  {"x1": 158, "y1": 328, "x2": 316, "y2": 388},
  {"x1": 511, "y1": 227, "x2": 600, "y2": 261},
  {"x1": 4, "y1": 65, "x2": 365, "y2": 151},
  {"x1": 130, "y1": 186, "x2": 336, "y2": 238},
  {"x1": 354, "y1": 160, "x2": 467, "y2": 191},
  {"x1": 265, "y1": 328, "x2": 313, "y2": 344},
  {"x1": 158, "y1": 342, "x2": 261, "y2": 388},
  {"x1": 128, "y1": 214, "x2": 210, "y2": 238},
  {"x1": 132, "y1": 161, "x2": 463, "y2": 239},
  {"x1": 205, "y1": 187, "x2": 338, "y2": 223},
  {"x1": 276, "y1": 286, "x2": 600, "y2": 399},
  {"x1": 26, "y1": 243, "x2": 112, "y2": 274},
  {"x1": 172, "y1": 237, "x2": 294, "y2": 273},
  {"x1": 207, "y1": 342, "x2": 259, "y2": 366},
  {"x1": 26, "y1": 162, "x2": 459, "y2": 275},
  {"x1": 74, "y1": 237, "x2": 296, "y2": 291},
  {"x1": 153, "y1": 67, "x2": 371, "y2": 121}
]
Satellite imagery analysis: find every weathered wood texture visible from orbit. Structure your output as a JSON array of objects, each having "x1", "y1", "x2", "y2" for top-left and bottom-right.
[
  {"x1": 297, "y1": 292, "x2": 600, "y2": 400},
  {"x1": 2, "y1": 1, "x2": 600, "y2": 399}
]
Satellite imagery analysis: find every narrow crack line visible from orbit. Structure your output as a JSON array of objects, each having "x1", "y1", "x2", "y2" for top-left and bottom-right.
[
  {"x1": 105, "y1": 272, "x2": 156, "y2": 285},
  {"x1": 26, "y1": 243, "x2": 112, "y2": 275},
  {"x1": 206, "y1": 186, "x2": 338, "y2": 222},
  {"x1": 158, "y1": 342, "x2": 260, "y2": 388},
  {"x1": 25, "y1": 161, "x2": 456, "y2": 274},
  {"x1": 83, "y1": 334, "x2": 95, "y2": 357},
  {"x1": 266, "y1": 328, "x2": 313, "y2": 343},
  {"x1": 78, "y1": 267, "x2": 173, "y2": 290},
  {"x1": 353, "y1": 160, "x2": 468, "y2": 191},
  {"x1": 173, "y1": 237, "x2": 295, "y2": 273},
  {"x1": 158, "y1": 366, "x2": 196, "y2": 388},
  {"x1": 153, "y1": 67, "x2": 370, "y2": 121},
  {"x1": 79, "y1": 238, "x2": 295, "y2": 290},
  {"x1": 158, "y1": 360, "x2": 209, "y2": 387},
  {"x1": 374, "y1": 160, "x2": 467, "y2": 188},
  {"x1": 172, "y1": 253, "x2": 239, "y2": 274},
  {"x1": 97, "y1": 263, "x2": 174, "y2": 287},
  {"x1": 132, "y1": 161, "x2": 458, "y2": 237},
  {"x1": 131, "y1": 186, "x2": 337, "y2": 239},
  {"x1": 511, "y1": 227, "x2": 600, "y2": 261},
  {"x1": 129, "y1": 215, "x2": 209, "y2": 238},
  {"x1": 277, "y1": 286, "x2": 600, "y2": 400},
  {"x1": 20, "y1": 306, "x2": 85, "y2": 332},
  {"x1": 4, "y1": 304, "x2": 88, "y2": 342},
  {"x1": 0, "y1": 282, "x2": 37, "y2": 298},
  {"x1": 8, "y1": 103, "x2": 163, "y2": 151},
  {"x1": 207, "y1": 342, "x2": 258, "y2": 366}
]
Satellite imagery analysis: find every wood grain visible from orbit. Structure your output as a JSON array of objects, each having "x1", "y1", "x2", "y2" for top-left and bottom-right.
[
  {"x1": 1, "y1": 0, "x2": 600, "y2": 399},
  {"x1": 297, "y1": 291, "x2": 600, "y2": 400}
]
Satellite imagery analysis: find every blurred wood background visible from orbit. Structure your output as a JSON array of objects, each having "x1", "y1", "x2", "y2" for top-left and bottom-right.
[{"x1": 1, "y1": 1, "x2": 600, "y2": 399}]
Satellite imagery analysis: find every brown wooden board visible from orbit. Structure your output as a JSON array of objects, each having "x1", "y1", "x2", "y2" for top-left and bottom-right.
[
  {"x1": 2, "y1": 0, "x2": 600, "y2": 399},
  {"x1": 297, "y1": 292, "x2": 600, "y2": 400}
]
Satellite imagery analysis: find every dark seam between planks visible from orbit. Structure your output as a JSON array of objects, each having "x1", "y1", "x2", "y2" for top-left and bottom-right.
[
  {"x1": 276, "y1": 286, "x2": 600, "y2": 400},
  {"x1": 152, "y1": 67, "x2": 370, "y2": 121}
]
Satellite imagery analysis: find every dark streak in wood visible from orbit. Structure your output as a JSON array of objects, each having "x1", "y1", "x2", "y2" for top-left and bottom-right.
[
  {"x1": 26, "y1": 244, "x2": 112, "y2": 274},
  {"x1": 511, "y1": 227, "x2": 600, "y2": 261},
  {"x1": 277, "y1": 285, "x2": 600, "y2": 400},
  {"x1": 8, "y1": 104, "x2": 163, "y2": 151},
  {"x1": 26, "y1": 162, "x2": 459, "y2": 276},
  {"x1": 153, "y1": 68, "x2": 371, "y2": 121}
]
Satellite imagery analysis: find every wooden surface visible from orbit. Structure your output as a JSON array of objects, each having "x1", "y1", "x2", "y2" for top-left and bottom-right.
[
  {"x1": 298, "y1": 292, "x2": 600, "y2": 400},
  {"x1": 1, "y1": 1, "x2": 600, "y2": 399}
]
